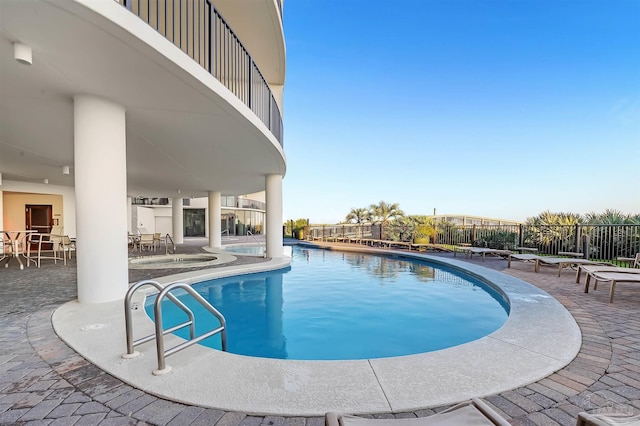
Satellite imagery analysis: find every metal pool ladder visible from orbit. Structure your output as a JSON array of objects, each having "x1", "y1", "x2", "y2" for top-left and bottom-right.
[
  {"x1": 164, "y1": 233, "x2": 175, "y2": 255},
  {"x1": 123, "y1": 279, "x2": 227, "y2": 375},
  {"x1": 247, "y1": 230, "x2": 266, "y2": 257}
]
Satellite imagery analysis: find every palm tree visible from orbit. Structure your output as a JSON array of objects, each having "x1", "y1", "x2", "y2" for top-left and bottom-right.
[
  {"x1": 345, "y1": 208, "x2": 369, "y2": 224},
  {"x1": 345, "y1": 207, "x2": 369, "y2": 238},
  {"x1": 585, "y1": 209, "x2": 634, "y2": 225},
  {"x1": 525, "y1": 210, "x2": 582, "y2": 250},
  {"x1": 369, "y1": 201, "x2": 404, "y2": 240}
]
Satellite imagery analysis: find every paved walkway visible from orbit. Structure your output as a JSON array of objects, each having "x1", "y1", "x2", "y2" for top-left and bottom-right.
[{"x1": 1, "y1": 240, "x2": 639, "y2": 425}]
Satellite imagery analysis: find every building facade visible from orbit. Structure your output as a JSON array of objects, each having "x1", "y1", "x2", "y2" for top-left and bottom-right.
[{"x1": 0, "y1": 0, "x2": 286, "y2": 303}]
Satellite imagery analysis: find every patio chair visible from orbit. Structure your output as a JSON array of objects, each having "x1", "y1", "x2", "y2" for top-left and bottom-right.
[
  {"x1": 27, "y1": 233, "x2": 64, "y2": 268},
  {"x1": 0, "y1": 234, "x2": 8, "y2": 265},
  {"x1": 576, "y1": 411, "x2": 640, "y2": 425},
  {"x1": 138, "y1": 233, "x2": 155, "y2": 251},
  {"x1": 58, "y1": 235, "x2": 76, "y2": 264},
  {"x1": 325, "y1": 399, "x2": 510, "y2": 426}
]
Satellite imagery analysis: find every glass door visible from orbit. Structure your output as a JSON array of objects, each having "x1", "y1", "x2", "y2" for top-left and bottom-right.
[
  {"x1": 184, "y1": 209, "x2": 205, "y2": 237},
  {"x1": 25, "y1": 205, "x2": 52, "y2": 234}
]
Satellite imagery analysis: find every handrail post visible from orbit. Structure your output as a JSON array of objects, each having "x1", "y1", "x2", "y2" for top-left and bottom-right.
[
  {"x1": 153, "y1": 296, "x2": 169, "y2": 374},
  {"x1": 152, "y1": 282, "x2": 228, "y2": 375}
]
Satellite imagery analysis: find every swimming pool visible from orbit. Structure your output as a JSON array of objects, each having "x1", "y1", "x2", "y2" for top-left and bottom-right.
[
  {"x1": 224, "y1": 244, "x2": 265, "y2": 255},
  {"x1": 56, "y1": 244, "x2": 581, "y2": 415},
  {"x1": 146, "y1": 246, "x2": 509, "y2": 360}
]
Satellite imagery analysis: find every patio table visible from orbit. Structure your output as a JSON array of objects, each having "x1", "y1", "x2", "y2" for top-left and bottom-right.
[{"x1": 1, "y1": 230, "x2": 36, "y2": 270}]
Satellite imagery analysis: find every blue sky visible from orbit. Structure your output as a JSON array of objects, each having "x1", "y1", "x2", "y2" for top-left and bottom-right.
[{"x1": 280, "y1": 0, "x2": 640, "y2": 224}]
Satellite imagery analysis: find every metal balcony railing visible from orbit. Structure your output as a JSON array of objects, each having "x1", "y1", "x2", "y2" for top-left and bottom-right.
[{"x1": 116, "y1": 0, "x2": 283, "y2": 145}]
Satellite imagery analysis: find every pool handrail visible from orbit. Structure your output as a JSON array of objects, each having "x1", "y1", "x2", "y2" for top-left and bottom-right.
[
  {"x1": 153, "y1": 282, "x2": 227, "y2": 374},
  {"x1": 164, "y1": 233, "x2": 175, "y2": 255},
  {"x1": 247, "y1": 230, "x2": 266, "y2": 257},
  {"x1": 123, "y1": 279, "x2": 196, "y2": 357}
]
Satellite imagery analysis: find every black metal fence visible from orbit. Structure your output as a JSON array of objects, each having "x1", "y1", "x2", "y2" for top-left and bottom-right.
[
  {"x1": 116, "y1": 0, "x2": 283, "y2": 145},
  {"x1": 305, "y1": 223, "x2": 640, "y2": 262},
  {"x1": 434, "y1": 224, "x2": 640, "y2": 260},
  {"x1": 305, "y1": 224, "x2": 376, "y2": 241}
]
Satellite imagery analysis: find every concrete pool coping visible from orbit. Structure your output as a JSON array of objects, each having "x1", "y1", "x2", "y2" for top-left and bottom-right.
[
  {"x1": 52, "y1": 245, "x2": 581, "y2": 416},
  {"x1": 128, "y1": 252, "x2": 238, "y2": 269}
]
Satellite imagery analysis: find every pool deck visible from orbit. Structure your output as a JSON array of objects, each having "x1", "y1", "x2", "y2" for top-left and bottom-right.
[{"x1": 2, "y1": 237, "x2": 640, "y2": 424}]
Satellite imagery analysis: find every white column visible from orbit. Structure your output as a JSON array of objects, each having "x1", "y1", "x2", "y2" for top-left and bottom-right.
[
  {"x1": 172, "y1": 197, "x2": 183, "y2": 244},
  {"x1": 74, "y1": 95, "x2": 128, "y2": 304},
  {"x1": 208, "y1": 191, "x2": 221, "y2": 249},
  {"x1": 265, "y1": 174, "x2": 283, "y2": 258},
  {"x1": 126, "y1": 197, "x2": 132, "y2": 234}
]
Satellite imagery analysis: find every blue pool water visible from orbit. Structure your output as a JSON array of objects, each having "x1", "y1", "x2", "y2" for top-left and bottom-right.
[{"x1": 145, "y1": 246, "x2": 509, "y2": 360}]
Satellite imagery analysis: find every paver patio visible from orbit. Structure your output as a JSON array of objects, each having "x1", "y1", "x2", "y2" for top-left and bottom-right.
[{"x1": 1, "y1": 239, "x2": 639, "y2": 425}]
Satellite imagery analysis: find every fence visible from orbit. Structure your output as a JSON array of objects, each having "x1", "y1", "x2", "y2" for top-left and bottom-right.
[
  {"x1": 305, "y1": 223, "x2": 640, "y2": 262},
  {"x1": 304, "y1": 224, "x2": 376, "y2": 241}
]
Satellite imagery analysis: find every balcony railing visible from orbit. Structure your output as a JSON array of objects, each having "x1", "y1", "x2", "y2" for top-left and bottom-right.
[
  {"x1": 132, "y1": 196, "x2": 266, "y2": 210},
  {"x1": 116, "y1": 0, "x2": 283, "y2": 145}
]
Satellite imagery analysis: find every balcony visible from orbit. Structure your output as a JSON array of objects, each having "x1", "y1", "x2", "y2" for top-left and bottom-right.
[{"x1": 116, "y1": 0, "x2": 283, "y2": 145}]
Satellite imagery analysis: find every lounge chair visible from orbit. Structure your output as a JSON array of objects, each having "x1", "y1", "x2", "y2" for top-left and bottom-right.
[
  {"x1": 616, "y1": 253, "x2": 640, "y2": 269},
  {"x1": 535, "y1": 257, "x2": 611, "y2": 277},
  {"x1": 576, "y1": 411, "x2": 640, "y2": 425},
  {"x1": 325, "y1": 398, "x2": 510, "y2": 426},
  {"x1": 508, "y1": 253, "x2": 540, "y2": 268},
  {"x1": 410, "y1": 243, "x2": 453, "y2": 253},
  {"x1": 465, "y1": 248, "x2": 512, "y2": 262},
  {"x1": 575, "y1": 264, "x2": 640, "y2": 284},
  {"x1": 584, "y1": 271, "x2": 640, "y2": 303}
]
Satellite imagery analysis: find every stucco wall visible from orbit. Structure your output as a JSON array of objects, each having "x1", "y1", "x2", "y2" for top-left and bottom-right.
[
  {"x1": 0, "y1": 180, "x2": 76, "y2": 237},
  {"x1": 3, "y1": 191, "x2": 63, "y2": 230}
]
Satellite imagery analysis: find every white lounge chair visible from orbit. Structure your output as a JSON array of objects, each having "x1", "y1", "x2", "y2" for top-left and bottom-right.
[
  {"x1": 325, "y1": 398, "x2": 510, "y2": 426},
  {"x1": 616, "y1": 253, "x2": 640, "y2": 268},
  {"x1": 576, "y1": 264, "x2": 640, "y2": 283},
  {"x1": 535, "y1": 257, "x2": 611, "y2": 277},
  {"x1": 467, "y1": 248, "x2": 512, "y2": 262},
  {"x1": 508, "y1": 253, "x2": 541, "y2": 268},
  {"x1": 584, "y1": 271, "x2": 640, "y2": 303}
]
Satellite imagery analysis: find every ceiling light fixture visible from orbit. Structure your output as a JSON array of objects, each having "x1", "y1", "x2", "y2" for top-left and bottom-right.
[
  {"x1": 14, "y1": 42, "x2": 32, "y2": 65},
  {"x1": 62, "y1": 166, "x2": 70, "y2": 175},
  {"x1": 43, "y1": 178, "x2": 49, "y2": 184}
]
